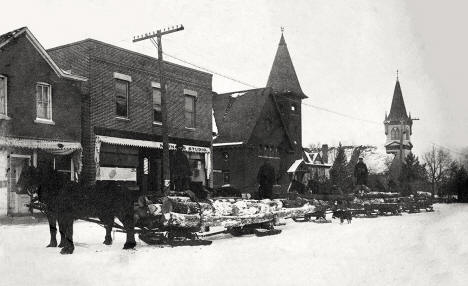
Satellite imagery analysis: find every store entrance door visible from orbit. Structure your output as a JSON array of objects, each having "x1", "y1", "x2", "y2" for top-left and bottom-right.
[
  {"x1": 139, "y1": 149, "x2": 162, "y2": 194},
  {"x1": 8, "y1": 155, "x2": 31, "y2": 215}
]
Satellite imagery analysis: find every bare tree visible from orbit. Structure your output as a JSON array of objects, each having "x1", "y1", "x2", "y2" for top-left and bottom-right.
[
  {"x1": 423, "y1": 146, "x2": 452, "y2": 197},
  {"x1": 461, "y1": 147, "x2": 468, "y2": 170},
  {"x1": 306, "y1": 142, "x2": 321, "y2": 152}
]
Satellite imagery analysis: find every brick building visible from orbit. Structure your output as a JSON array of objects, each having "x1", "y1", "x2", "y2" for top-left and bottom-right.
[
  {"x1": 47, "y1": 37, "x2": 213, "y2": 193},
  {"x1": 0, "y1": 27, "x2": 85, "y2": 216},
  {"x1": 212, "y1": 33, "x2": 306, "y2": 194}
]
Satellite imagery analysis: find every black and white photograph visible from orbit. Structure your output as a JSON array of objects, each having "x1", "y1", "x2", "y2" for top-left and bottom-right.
[{"x1": 1, "y1": 1, "x2": 467, "y2": 285}]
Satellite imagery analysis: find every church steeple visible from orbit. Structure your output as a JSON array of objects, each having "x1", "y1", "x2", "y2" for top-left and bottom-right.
[
  {"x1": 384, "y1": 74, "x2": 413, "y2": 157},
  {"x1": 266, "y1": 31, "x2": 307, "y2": 98},
  {"x1": 387, "y1": 79, "x2": 409, "y2": 121}
]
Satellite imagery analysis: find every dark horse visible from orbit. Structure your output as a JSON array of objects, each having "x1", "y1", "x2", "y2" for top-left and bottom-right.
[{"x1": 16, "y1": 164, "x2": 137, "y2": 254}]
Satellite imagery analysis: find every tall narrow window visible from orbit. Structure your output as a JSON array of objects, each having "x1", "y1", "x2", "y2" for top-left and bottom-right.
[
  {"x1": 36, "y1": 83, "x2": 52, "y2": 120},
  {"x1": 391, "y1": 127, "x2": 400, "y2": 140},
  {"x1": 223, "y1": 171, "x2": 231, "y2": 184},
  {"x1": 0, "y1": 75, "x2": 6, "y2": 116},
  {"x1": 152, "y1": 87, "x2": 162, "y2": 123},
  {"x1": 184, "y1": 95, "x2": 195, "y2": 128},
  {"x1": 115, "y1": 79, "x2": 129, "y2": 118}
]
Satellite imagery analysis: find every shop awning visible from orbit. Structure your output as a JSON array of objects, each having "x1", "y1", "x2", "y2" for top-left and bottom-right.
[
  {"x1": 0, "y1": 137, "x2": 81, "y2": 151},
  {"x1": 96, "y1": 135, "x2": 210, "y2": 153}
]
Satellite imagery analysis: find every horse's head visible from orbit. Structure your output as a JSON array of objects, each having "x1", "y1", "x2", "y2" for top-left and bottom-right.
[{"x1": 16, "y1": 164, "x2": 40, "y2": 195}]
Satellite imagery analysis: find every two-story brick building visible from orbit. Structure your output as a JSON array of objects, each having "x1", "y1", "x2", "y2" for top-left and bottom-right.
[
  {"x1": 47, "y1": 37, "x2": 213, "y2": 194},
  {"x1": 0, "y1": 27, "x2": 85, "y2": 215}
]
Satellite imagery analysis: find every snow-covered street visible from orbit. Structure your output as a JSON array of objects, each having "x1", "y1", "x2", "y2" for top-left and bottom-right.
[{"x1": 1, "y1": 204, "x2": 468, "y2": 286}]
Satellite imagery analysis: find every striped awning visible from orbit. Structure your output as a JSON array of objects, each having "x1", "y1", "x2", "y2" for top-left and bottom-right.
[
  {"x1": 96, "y1": 135, "x2": 210, "y2": 153},
  {"x1": 0, "y1": 136, "x2": 81, "y2": 151}
]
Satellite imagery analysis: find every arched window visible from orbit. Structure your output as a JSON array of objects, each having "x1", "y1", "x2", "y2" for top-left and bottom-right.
[
  {"x1": 391, "y1": 127, "x2": 400, "y2": 140},
  {"x1": 406, "y1": 128, "x2": 410, "y2": 140}
]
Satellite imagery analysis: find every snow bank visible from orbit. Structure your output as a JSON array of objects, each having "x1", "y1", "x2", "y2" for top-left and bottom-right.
[{"x1": 1, "y1": 204, "x2": 468, "y2": 286}]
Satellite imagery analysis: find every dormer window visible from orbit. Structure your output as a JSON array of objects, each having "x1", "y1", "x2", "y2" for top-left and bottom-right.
[
  {"x1": 35, "y1": 82, "x2": 53, "y2": 123},
  {"x1": 0, "y1": 75, "x2": 7, "y2": 116}
]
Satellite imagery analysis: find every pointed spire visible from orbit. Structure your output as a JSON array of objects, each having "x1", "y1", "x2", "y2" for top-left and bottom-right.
[
  {"x1": 387, "y1": 76, "x2": 409, "y2": 121},
  {"x1": 266, "y1": 30, "x2": 306, "y2": 98}
]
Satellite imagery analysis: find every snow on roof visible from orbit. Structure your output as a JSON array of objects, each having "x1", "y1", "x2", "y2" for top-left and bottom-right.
[
  {"x1": 230, "y1": 92, "x2": 246, "y2": 98},
  {"x1": 361, "y1": 150, "x2": 394, "y2": 174},
  {"x1": 212, "y1": 142, "x2": 243, "y2": 147},
  {"x1": 212, "y1": 109, "x2": 218, "y2": 134},
  {"x1": 287, "y1": 159, "x2": 303, "y2": 173},
  {"x1": 326, "y1": 146, "x2": 394, "y2": 174}
]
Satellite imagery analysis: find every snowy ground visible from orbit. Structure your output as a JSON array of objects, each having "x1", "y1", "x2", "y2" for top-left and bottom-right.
[{"x1": 1, "y1": 204, "x2": 468, "y2": 286}]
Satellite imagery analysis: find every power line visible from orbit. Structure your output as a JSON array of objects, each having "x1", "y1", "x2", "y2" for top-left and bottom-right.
[
  {"x1": 301, "y1": 101, "x2": 381, "y2": 125},
  {"x1": 164, "y1": 52, "x2": 259, "y2": 89},
  {"x1": 163, "y1": 50, "x2": 381, "y2": 124},
  {"x1": 431, "y1": 142, "x2": 467, "y2": 156},
  {"x1": 143, "y1": 41, "x2": 384, "y2": 125},
  {"x1": 148, "y1": 39, "x2": 258, "y2": 89}
]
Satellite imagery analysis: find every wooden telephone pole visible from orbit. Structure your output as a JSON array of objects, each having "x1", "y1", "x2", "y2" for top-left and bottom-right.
[
  {"x1": 399, "y1": 117, "x2": 419, "y2": 165},
  {"x1": 133, "y1": 25, "x2": 184, "y2": 194}
]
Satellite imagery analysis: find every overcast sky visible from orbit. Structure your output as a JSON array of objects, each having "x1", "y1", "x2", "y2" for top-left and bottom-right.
[{"x1": 2, "y1": 0, "x2": 467, "y2": 158}]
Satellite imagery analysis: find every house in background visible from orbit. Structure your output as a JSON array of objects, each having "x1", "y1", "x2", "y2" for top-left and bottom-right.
[
  {"x1": 0, "y1": 27, "x2": 85, "y2": 216},
  {"x1": 48, "y1": 37, "x2": 214, "y2": 193},
  {"x1": 212, "y1": 32, "x2": 306, "y2": 194},
  {"x1": 287, "y1": 149, "x2": 332, "y2": 190}
]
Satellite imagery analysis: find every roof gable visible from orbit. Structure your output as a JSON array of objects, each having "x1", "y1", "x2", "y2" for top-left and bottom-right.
[
  {"x1": 0, "y1": 27, "x2": 87, "y2": 82},
  {"x1": 266, "y1": 33, "x2": 306, "y2": 98},
  {"x1": 213, "y1": 88, "x2": 270, "y2": 143},
  {"x1": 213, "y1": 88, "x2": 294, "y2": 150}
]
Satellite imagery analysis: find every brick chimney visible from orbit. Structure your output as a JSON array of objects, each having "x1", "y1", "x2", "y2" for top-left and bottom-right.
[{"x1": 321, "y1": 144, "x2": 329, "y2": 163}]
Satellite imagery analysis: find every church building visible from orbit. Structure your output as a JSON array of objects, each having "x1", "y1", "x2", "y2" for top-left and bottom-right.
[
  {"x1": 384, "y1": 75, "x2": 414, "y2": 160},
  {"x1": 212, "y1": 32, "x2": 306, "y2": 194}
]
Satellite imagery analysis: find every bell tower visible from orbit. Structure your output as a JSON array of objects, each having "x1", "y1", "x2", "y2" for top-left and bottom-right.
[
  {"x1": 384, "y1": 73, "x2": 413, "y2": 160},
  {"x1": 266, "y1": 29, "x2": 306, "y2": 153}
]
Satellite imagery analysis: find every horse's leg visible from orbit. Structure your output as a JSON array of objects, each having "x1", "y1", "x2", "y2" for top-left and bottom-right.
[
  {"x1": 46, "y1": 212, "x2": 58, "y2": 247},
  {"x1": 60, "y1": 216, "x2": 75, "y2": 255},
  {"x1": 121, "y1": 211, "x2": 136, "y2": 250},
  {"x1": 57, "y1": 217, "x2": 66, "y2": 248},
  {"x1": 101, "y1": 214, "x2": 113, "y2": 245}
]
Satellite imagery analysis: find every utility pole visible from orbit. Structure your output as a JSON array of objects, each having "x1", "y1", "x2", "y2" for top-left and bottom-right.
[
  {"x1": 399, "y1": 117, "x2": 419, "y2": 169},
  {"x1": 133, "y1": 25, "x2": 184, "y2": 194},
  {"x1": 399, "y1": 119, "x2": 405, "y2": 163}
]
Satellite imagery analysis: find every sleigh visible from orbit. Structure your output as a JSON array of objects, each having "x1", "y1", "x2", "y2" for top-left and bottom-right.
[
  {"x1": 128, "y1": 196, "x2": 317, "y2": 246},
  {"x1": 398, "y1": 197, "x2": 434, "y2": 213}
]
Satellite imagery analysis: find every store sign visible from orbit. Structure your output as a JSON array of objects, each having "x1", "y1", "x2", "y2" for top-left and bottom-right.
[
  {"x1": 97, "y1": 167, "x2": 137, "y2": 181},
  {"x1": 184, "y1": 145, "x2": 209, "y2": 153}
]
